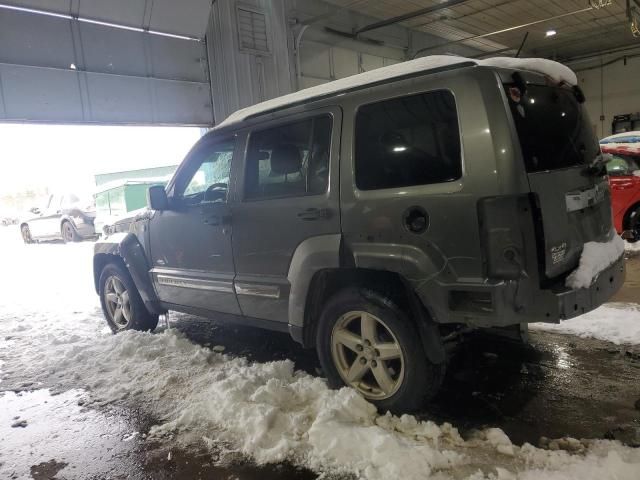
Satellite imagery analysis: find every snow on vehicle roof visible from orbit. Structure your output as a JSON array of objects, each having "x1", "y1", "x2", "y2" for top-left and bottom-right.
[
  {"x1": 600, "y1": 131, "x2": 640, "y2": 144},
  {"x1": 216, "y1": 55, "x2": 578, "y2": 129}
]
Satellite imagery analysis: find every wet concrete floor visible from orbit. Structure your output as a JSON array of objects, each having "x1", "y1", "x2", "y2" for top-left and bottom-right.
[{"x1": 2, "y1": 253, "x2": 640, "y2": 478}]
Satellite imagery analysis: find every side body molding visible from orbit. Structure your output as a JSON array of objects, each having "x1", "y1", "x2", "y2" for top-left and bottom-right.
[
  {"x1": 287, "y1": 234, "x2": 342, "y2": 330},
  {"x1": 93, "y1": 232, "x2": 164, "y2": 315}
]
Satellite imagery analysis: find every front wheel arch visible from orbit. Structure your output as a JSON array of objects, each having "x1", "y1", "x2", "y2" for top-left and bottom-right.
[{"x1": 98, "y1": 261, "x2": 158, "y2": 333}]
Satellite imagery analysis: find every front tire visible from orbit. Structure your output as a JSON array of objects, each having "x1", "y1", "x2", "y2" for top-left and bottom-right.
[
  {"x1": 626, "y1": 206, "x2": 640, "y2": 243},
  {"x1": 20, "y1": 224, "x2": 34, "y2": 244},
  {"x1": 316, "y1": 288, "x2": 444, "y2": 413},
  {"x1": 61, "y1": 220, "x2": 80, "y2": 243},
  {"x1": 99, "y1": 262, "x2": 158, "y2": 333}
]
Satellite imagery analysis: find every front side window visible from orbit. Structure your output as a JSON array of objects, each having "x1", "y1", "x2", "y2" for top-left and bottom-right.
[
  {"x1": 175, "y1": 138, "x2": 234, "y2": 206},
  {"x1": 244, "y1": 115, "x2": 332, "y2": 200},
  {"x1": 355, "y1": 90, "x2": 462, "y2": 191}
]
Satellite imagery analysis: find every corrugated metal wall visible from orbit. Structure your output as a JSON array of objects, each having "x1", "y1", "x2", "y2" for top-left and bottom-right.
[
  {"x1": 0, "y1": 0, "x2": 214, "y2": 125},
  {"x1": 206, "y1": 0, "x2": 294, "y2": 124},
  {"x1": 291, "y1": 0, "x2": 481, "y2": 91}
]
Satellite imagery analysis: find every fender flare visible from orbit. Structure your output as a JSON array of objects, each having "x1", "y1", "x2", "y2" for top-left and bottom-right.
[
  {"x1": 287, "y1": 236, "x2": 446, "y2": 364},
  {"x1": 287, "y1": 234, "x2": 342, "y2": 330},
  {"x1": 93, "y1": 233, "x2": 164, "y2": 315}
]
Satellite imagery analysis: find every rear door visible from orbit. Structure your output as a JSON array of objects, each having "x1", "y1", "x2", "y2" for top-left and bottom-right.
[
  {"x1": 230, "y1": 108, "x2": 341, "y2": 323},
  {"x1": 504, "y1": 82, "x2": 612, "y2": 279}
]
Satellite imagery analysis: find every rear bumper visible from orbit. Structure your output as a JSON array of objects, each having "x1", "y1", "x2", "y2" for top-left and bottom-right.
[
  {"x1": 416, "y1": 254, "x2": 625, "y2": 327},
  {"x1": 538, "y1": 253, "x2": 625, "y2": 323}
]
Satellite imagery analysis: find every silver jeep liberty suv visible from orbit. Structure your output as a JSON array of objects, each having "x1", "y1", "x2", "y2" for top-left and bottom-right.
[{"x1": 94, "y1": 55, "x2": 624, "y2": 412}]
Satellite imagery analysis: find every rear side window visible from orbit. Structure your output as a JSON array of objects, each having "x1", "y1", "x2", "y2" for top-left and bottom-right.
[
  {"x1": 354, "y1": 90, "x2": 462, "y2": 191},
  {"x1": 245, "y1": 115, "x2": 332, "y2": 200}
]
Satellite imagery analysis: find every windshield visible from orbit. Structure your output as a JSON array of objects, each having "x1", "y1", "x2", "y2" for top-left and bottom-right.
[{"x1": 504, "y1": 84, "x2": 599, "y2": 173}]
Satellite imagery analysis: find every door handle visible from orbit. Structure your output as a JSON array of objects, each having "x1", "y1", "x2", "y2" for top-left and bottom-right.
[{"x1": 297, "y1": 208, "x2": 331, "y2": 221}]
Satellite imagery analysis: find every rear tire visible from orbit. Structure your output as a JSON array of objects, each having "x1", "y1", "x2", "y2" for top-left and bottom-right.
[
  {"x1": 20, "y1": 224, "x2": 34, "y2": 244},
  {"x1": 61, "y1": 220, "x2": 80, "y2": 243},
  {"x1": 99, "y1": 262, "x2": 158, "y2": 333},
  {"x1": 316, "y1": 288, "x2": 444, "y2": 413}
]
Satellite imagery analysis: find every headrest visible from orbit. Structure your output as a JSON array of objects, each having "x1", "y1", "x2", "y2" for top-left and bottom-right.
[{"x1": 270, "y1": 144, "x2": 301, "y2": 175}]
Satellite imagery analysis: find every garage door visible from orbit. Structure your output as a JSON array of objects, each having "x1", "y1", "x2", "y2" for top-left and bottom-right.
[{"x1": 0, "y1": 0, "x2": 214, "y2": 125}]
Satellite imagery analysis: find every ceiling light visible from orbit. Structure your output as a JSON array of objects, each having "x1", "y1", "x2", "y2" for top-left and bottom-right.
[
  {"x1": 545, "y1": 29, "x2": 557, "y2": 37},
  {"x1": 392, "y1": 146, "x2": 407, "y2": 152}
]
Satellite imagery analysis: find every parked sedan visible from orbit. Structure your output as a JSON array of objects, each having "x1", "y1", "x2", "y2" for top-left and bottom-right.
[
  {"x1": 601, "y1": 132, "x2": 640, "y2": 242},
  {"x1": 20, "y1": 193, "x2": 96, "y2": 243},
  {"x1": 1, "y1": 209, "x2": 19, "y2": 226}
]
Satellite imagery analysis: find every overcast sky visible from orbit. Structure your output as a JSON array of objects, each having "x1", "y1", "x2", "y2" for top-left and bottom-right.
[{"x1": 0, "y1": 124, "x2": 202, "y2": 197}]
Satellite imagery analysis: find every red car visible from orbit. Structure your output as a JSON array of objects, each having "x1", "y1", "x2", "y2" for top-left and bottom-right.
[{"x1": 601, "y1": 132, "x2": 640, "y2": 242}]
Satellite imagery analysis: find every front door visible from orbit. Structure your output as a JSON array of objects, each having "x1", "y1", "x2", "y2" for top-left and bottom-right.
[
  {"x1": 30, "y1": 194, "x2": 62, "y2": 238},
  {"x1": 148, "y1": 136, "x2": 241, "y2": 315},
  {"x1": 231, "y1": 109, "x2": 341, "y2": 323}
]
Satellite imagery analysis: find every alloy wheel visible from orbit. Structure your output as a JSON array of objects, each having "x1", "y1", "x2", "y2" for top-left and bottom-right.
[
  {"x1": 62, "y1": 223, "x2": 74, "y2": 242},
  {"x1": 330, "y1": 310, "x2": 405, "y2": 400},
  {"x1": 21, "y1": 226, "x2": 32, "y2": 243},
  {"x1": 104, "y1": 276, "x2": 132, "y2": 329}
]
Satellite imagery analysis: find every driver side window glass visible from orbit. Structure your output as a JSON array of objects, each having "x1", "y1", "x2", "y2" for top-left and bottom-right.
[{"x1": 179, "y1": 139, "x2": 234, "y2": 206}]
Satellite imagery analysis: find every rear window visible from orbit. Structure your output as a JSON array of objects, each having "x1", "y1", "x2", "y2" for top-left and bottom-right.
[
  {"x1": 504, "y1": 84, "x2": 599, "y2": 173},
  {"x1": 354, "y1": 90, "x2": 462, "y2": 191}
]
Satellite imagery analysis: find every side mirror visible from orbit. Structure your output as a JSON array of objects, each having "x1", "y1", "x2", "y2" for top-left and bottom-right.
[
  {"x1": 30, "y1": 207, "x2": 40, "y2": 215},
  {"x1": 147, "y1": 185, "x2": 169, "y2": 211}
]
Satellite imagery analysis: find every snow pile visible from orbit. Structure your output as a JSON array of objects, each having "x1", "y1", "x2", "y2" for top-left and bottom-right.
[
  {"x1": 41, "y1": 329, "x2": 640, "y2": 479},
  {"x1": 600, "y1": 131, "x2": 640, "y2": 145},
  {"x1": 531, "y1": 303, "x2": 640, "y2": 345},
  {"x1": 217, "y1": 55, "x2": 576, "y2": 128},
  {"x1": 566, "y1": 230, "x2": 624, "y2": 289},
  {"x1": 625, "y1": 240, "x2": 640, "y2": 253}
]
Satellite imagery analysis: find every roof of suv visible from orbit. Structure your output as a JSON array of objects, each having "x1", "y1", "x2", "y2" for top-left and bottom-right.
[{"x1": 215, "y1": 55, "x2": 578, "y2": 130}]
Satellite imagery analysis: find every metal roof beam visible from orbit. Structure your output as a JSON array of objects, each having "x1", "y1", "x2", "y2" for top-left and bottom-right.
[
  {"x1": 412, "y1": 5, "x2": 599, "y2": 58},
  {"x1": 354, "y1": 0, "x2": 470, "y2": 35}
]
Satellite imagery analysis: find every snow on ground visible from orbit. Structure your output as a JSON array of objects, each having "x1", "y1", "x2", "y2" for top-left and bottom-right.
[
  {"x1": 626, "y1": 241, "x2": 640, "y2": 254},
  {"x1": 531, "y1": 303, "x2": 640, "y2": 345},
  {"x1": 1, "y1": 227, "x2": 640, "y2": 479}
]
